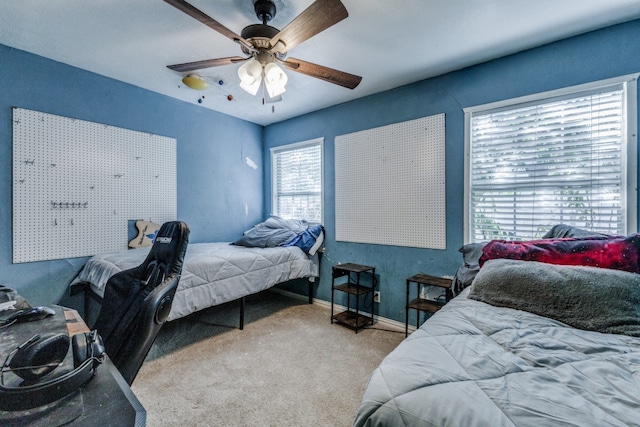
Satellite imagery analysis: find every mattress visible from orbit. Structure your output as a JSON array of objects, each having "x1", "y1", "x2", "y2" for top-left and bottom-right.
[
  {"x1": 353, "y1": 287, "x2": 640, "y2": 426},
  {"x1": 72, "y1": 242, "x2": 319, "y2": 321}
]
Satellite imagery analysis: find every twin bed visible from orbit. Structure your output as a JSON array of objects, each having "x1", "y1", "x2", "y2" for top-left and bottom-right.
[
  {"x1": 354, "y1": 226, "x2": 640, "y2": 426},
  {"x1": 71, "y1": 217, "x2": 323, "y2": 327}
]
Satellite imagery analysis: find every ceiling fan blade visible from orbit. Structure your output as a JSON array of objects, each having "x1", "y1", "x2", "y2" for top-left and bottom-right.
[
  {"x1": 269, "y1": 0, "x2": 348, "y2": 54},
  {"x1": 281, "y1": 58, "x2": 361, "y2": 89},
  {"x1": 167, "y1": 56, "x2": 248, "y2": 72},
  {"x1": 163, "y1": 0, "x2": 252, "y2": 50}
]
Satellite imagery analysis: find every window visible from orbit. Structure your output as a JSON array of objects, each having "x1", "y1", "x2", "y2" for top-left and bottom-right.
[
  {"x1": 271, "y1": 138, "x2": 323, "y2": 223},
  {"x1": 464, "y1": 75, "x2": 638, "y2": 242}
]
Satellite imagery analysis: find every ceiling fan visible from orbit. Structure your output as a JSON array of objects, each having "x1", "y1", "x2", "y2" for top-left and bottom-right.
[{"x1": 164, "y1": 0, "x2": 362, "y2": 100}]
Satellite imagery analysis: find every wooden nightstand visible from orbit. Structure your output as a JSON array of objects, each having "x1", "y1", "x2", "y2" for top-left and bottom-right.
[
  {"x1": 331, "y1": 263, "x2": 376, "y2": 333},
  {"x1": 405, "y1": 274, "x2": 452, "y2": 336}
]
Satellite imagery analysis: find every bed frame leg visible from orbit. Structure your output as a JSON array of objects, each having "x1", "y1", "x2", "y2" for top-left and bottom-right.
[
  {"x1": 308, "y1": 279, "x2": 313, "y2": 304},
  {"x1": 239, "y1": 296, "x2": 245, "y2": 330}
]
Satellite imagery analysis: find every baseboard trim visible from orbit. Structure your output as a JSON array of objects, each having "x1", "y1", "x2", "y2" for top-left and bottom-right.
[{"x1": 271, "y1": 288, "x2": 414, "y2": 334}]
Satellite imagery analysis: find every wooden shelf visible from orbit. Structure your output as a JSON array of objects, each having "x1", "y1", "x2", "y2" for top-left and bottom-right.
[
  {"x1": 408, "y1": 297, "x2": 445, "y2": 313},
  {"x1": 406, "y1": 273, "x2": 452, "y2": 290},
  {"x1": 334, "y1": 283, "x2": 373, "y2": 296},
  {"x1": 332, "y1": 310, "x2": 374, "y2": 330},
  {"x1": 332, "y1": 263, "x2": 376, "y2": 276}
]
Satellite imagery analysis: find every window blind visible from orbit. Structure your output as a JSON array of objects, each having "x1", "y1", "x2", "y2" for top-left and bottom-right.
[
  {"x1": 272, "y1": 140, "x2": 322, "y2": 223},
  {"x1": 469, "y1": 86, "x2": 626, "y2": 241}
]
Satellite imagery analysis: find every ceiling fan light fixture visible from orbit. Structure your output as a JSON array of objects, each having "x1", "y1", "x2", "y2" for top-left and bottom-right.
[
  {"x1": 264, "y1": 62, "x2": 288, "y2": 98},
  {"x1": 238, "y1": 58, "x2": 263, "y2": 95},
  {"x1": 182, "y1": 74, "x2": 208, "y2": 90},
  {"x1": 240, "y1": 77, "x2": 262, "y2": 96}
]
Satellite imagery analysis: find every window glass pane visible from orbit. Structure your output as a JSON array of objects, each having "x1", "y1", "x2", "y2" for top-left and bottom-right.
[
  {"x1": 469, "y1": 86, "x2": 627, "y2": 241},
  {"x1": 272, "y1": 140, "x2": 322, "y2": 223}
]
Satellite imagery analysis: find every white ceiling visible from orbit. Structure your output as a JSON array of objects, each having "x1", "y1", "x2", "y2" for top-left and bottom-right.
[{"x1": 2, "y1": 0, "x2": 640, "y2": 126}]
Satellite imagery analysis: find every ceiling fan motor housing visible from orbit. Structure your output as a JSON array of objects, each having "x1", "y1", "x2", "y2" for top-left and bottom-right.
[
  {"x1": 240, "y1": 24, "x2": 279, "y2": 42},
  {"x1": 242, "y1": 1, "x2": 285, "y2": 57},
  {"x1": 254, "y1": 0, "x2": 276, "y2": 23},
  {"x1": 240, "y1": 24, "x2": 283, "y2": 57}
]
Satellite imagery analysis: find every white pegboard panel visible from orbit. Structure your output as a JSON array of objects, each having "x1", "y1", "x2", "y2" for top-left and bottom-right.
[
  {"x1": 12, "y1": 108, "x2": 177, "y2": 263},
  {"x1": 335, "y1": 114, "x2": 446, "y2": 249}
]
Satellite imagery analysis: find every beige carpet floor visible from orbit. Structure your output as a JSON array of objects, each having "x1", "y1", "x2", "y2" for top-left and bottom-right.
[{"x1": 131, "y1": 290, "x2": 404, "y2": 427}]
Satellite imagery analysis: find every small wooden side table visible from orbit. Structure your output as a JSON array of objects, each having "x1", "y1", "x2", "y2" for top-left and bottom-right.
[
  {"x1": 405, "y1": 274, "x2": 452, "y2": 337},
  {"x1": 331, "y1": 263, "x2": 376, "y2": 333}
]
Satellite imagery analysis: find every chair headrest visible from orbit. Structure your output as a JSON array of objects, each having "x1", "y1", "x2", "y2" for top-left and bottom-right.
[{"x1": 142, "y1": 221, "x2": 190, "y2": 282}]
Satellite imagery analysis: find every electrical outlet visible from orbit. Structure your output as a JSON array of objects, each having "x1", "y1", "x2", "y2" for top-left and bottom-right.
[{"x1": 373, "y1": 291, "x2": 381, "y2": 303}]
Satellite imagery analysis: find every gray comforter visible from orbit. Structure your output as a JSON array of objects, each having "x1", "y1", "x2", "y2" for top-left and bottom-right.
[
  {"x1": 353, "y1": 287, "x2": 640, "y2": 426},
  {"x1": 72, "y1": 242, "x2": 318, "y2": 321}
]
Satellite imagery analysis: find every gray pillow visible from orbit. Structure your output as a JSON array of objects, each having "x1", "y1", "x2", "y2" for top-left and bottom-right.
[
  {"x1": 541, "y1": 224, "x2": 611, "y2": 239},
  {"x1": 231, "y1": 216, "x2": 308, "y2": 248},
  {"x1": 452, "y1": 243, "x2": 486, "y2": 294},
  {"x1": 468, "y1": 259, "x2": 640, "y2": 337},
  {"x1": 232, "y1": 227, "x2": 298, "y2": 248},
  {"x1": 460, "y1": 242, "x2": 485, "y2": 268}
]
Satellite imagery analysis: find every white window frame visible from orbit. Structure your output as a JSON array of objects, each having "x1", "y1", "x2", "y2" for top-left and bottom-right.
[
  {"x1": 270, "y1": 137, "x2": 324, "y2": 223},
  {"x1": 463, "y1": 74, "x2": 638, "y2": 243}
]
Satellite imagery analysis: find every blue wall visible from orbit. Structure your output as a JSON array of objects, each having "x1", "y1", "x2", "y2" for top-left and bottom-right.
[
  {"x1": 3, "y1": 19, "x2": 640, "y2": 324},
  {"x1": 264, "y1": 19, "x2": 640, "y2": 324},
  {"x1": 0, "y1": 44, "x2": 263, "y2": 307}
]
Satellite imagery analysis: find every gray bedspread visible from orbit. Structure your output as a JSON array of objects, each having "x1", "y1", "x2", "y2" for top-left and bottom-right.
[
  {"x1": 353, "y1": 288, "x2": 640, "y2": 426},
  {"x1": 72, "y1": 242, "x2": 318, "y2": 321}
]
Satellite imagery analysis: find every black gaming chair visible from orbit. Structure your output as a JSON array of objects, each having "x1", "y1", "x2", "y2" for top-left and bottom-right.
[{"x1": 92, "y1": 221, "x2": 189, "y2": 385}]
